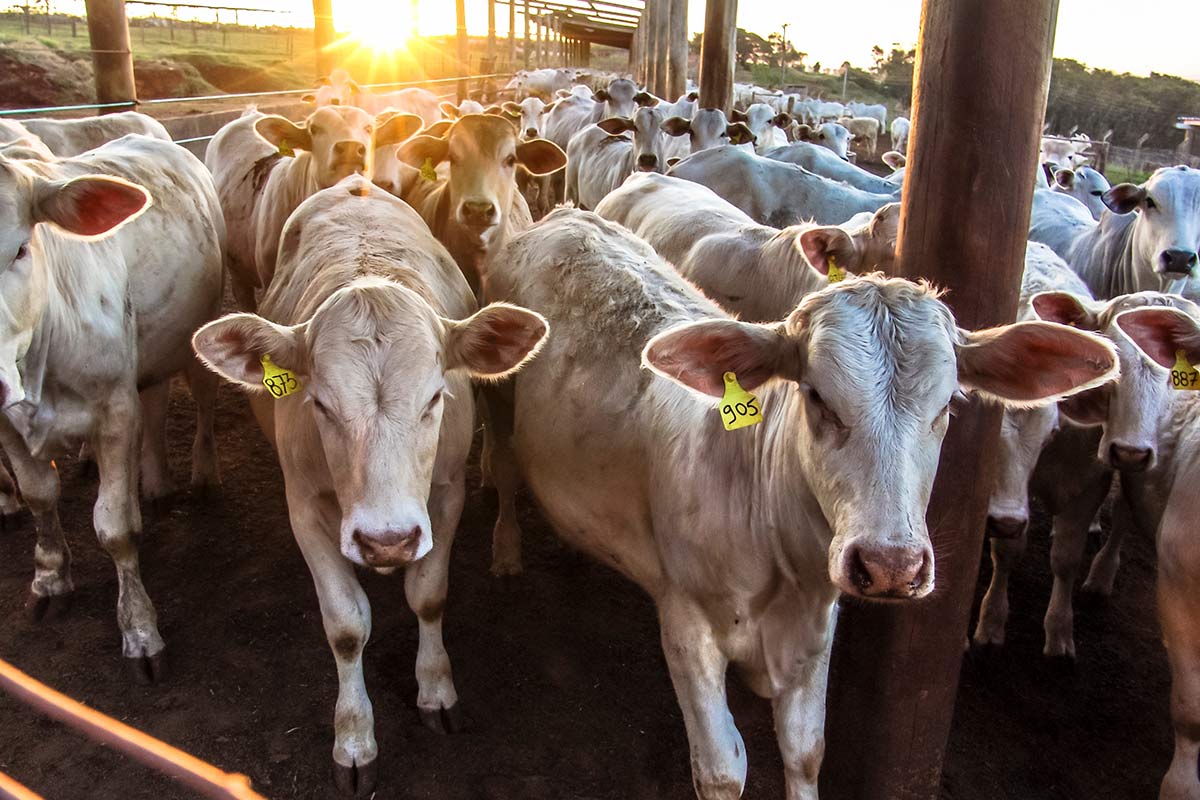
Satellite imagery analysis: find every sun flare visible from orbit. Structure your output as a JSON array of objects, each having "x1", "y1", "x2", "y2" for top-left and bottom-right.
[{"x1": 335, "y1": 0, "x2": 416, "y2": 52}]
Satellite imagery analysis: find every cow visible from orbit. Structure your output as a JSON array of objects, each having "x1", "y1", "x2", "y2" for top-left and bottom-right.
[
  {"x1": 838, "y1": 116, "x2": 882, "y2": 160},
  {"x1": 500, "y1": 97, "x2": 557, "y2": 219},
  {"x1": 0, "y1": 135, "x2": 224, "y2": 682},
  {"x1": 847, "y1": 100, "x2": 887, "y2": 129},
  {"x1": 1027, "y1": 188, "x2": 1096, "y2": 261},
  {"x1": 192, "y1": 176, "x2": 547, "y2": 798},
  {"x1": 1031, "y1": 166, "x2": 1200, "y2": 302},
  {"x1": 1051, "y1": 165, "x2": 1113, "y2": 221},
  {"x1": 661, "y1": 107, "x2": 756, "y2": 162},
  {"x1": 1, "y1": 112, "x2": 171, "y2": 157},
  {"x1": 890, "y1": 116, "x2": 910, "y2": 154},
  {"x1": 669, "y1": 145, "x2": 895, "y2": 228},
  {"x1": 763, "y1": 142, "x2": 902, "y2": 197},
  {"x1": 481, "y1": 208, "x2": 1116, "y2": 799},
  {"x1": 1109, "y1": 302, "x2": 1200, "y2": 800},
  {"x1": 565, "y1": 106, "x2": 670, "y2": 211},
  {"x1": 731, "y1": 103, "x2": 790, "y2": 153},
  {"x1": 439, "y1": 99, "x2": 487, "y2": 118},
  {"x1": 395, "y1": 113, "x2": 566, "y2": 295},
  {"x1": 205, "y1": 106, "x2": 422, "y2": 309},
  {"x1": 1041, "y1": 135, "x2": 1092, "y2": 170},
  {"x1": 506, "y1": 67, "x2": 579, "y2": 101},
  {"x1": 808, "y1": 122, "x2": 851, "y2": 160},
  {"x1": 595, "y1": 173, "x2": 900, "y2": 321}
]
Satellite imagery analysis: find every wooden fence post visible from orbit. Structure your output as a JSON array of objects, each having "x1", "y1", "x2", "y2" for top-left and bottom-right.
[
  {"x1": 698, "y1": 0, "x2": 736, "y2": 112},
  {"x1": 83, "y1": 0, "x2": 137, "y2": 109}
]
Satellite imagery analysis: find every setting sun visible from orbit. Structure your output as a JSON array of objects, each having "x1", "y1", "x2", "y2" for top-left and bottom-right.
[{"x1": 335, "y1": 0, "x2": 416, "y2": 51}]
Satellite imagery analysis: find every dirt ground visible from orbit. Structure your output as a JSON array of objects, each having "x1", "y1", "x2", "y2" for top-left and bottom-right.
[{"x1": 0, "y1": 376, "x2": 1173, "y2": 799}]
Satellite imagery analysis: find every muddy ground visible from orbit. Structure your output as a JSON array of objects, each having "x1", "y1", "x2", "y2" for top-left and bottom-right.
[{"x1": 0, "y1": 377, "x2": 1171, "y2": 799}]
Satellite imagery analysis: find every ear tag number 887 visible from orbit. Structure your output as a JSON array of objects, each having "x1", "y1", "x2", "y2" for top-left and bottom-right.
[
  {"x1": 720, "y1": 372, "x2": 762, "y2": 431},
  {"x1": 1170, "y1": 349, "x2": 1200, "y2": 391},
  {"x1": 261, "y1": 354, "x2": 301, "y2": 399}
]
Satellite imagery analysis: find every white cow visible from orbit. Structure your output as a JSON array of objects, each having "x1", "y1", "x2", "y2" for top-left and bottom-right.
[
  {"x1": 482, "y1": 207, "x2": 1116, "y2": 799},
  {"x1": 565, "y1": 106, "x2": 670, "y2": 210},
  {"x1": 809, "y1": 122, "x2": 851, "y2": 160},
  {"x1": 813, "y1": 100, "x2": 847, "y2": 122},
  {"x1": 669, "y1": 145, "x2": 895, "y2": 228},
  {"x1": 890, "y1": 116, "x2": 910, "y2": 153},
  {"x1": 731, "y1": 103, "x2": 790, "y2": 154},
  {"x1": 205, "y1": 106, "x2": 422, "y2": 309},
  {"x1": 0, "y1": 112, "x2": 171, "y2": 157},
  {"x1": 661, "y1": 107, "x2": 756, "y2": 160},
  {"x1": 763, "y1": 142, "x2": 902, "y2": 197},
  {"x1": 438, "y1": 99, "x2": 487, "y2": 119},
  {"x1": 506, "y1": 67, "x2": 578, "y2": 101},
  {"x1": 306, "y1": 71, "x2": 443, "y2": 126},
  {"x1": 0, "y1": 135, "x2": 224, "y2": 681},
  {"x1": 1051, "y1": 166, "x2": 1112, "y2": 220},
  {"x1": 847, "y1": 100, "x2": 887, "y2": 129},
  {"x1": 1041, "y1": 135, "x2": 1091, "y2": 170},
  {"x1": 501, "y1": 97, "x2": 556, "y2": 219},
  {"x1": 1027, "y1": 188, "x2": 1096, "y2": 261},
  {"x1": 596, "y1": 173, "x2": 901, "y2": 322},
  {"x1": 396, "y1": 113, "x2": 566, "y2": 294},
  {"x1": 192, "y1": 177, "x2": 547, "y2": 797}
]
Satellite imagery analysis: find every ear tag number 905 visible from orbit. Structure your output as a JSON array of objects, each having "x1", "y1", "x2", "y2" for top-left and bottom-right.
[
  {"x1": 1170, "y1": 349, "x2": 1200, "y2": 391},
  {"x1": 261, "y1": 354, "x2": 301, "y2": 399},
  {"x1": 720, "y1": 372, "x2": 762, "y2": 431}
]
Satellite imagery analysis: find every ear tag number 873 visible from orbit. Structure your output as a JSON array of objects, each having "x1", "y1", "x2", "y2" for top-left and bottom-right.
[
  {"x1": 261, "y1": 354, "x2": 301, "y2": 399},
  {"x1": 720, "y1": 372, "x2": 762, "y2": 431},
  {"x1": 1170, "y1": 349, "x2": 1200, "y2": 391}
]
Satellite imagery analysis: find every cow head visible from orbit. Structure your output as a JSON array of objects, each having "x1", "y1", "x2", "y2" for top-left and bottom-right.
[
  {"x1": 597, "y1": 106, "x2": 673, "y2": 174},
  {"x1": 501, "y1": 97, "x2": 549, "y2": 141},
  {"x1": 1053, "y1": 166, "x2": 1111, "y2": 220},
  {"x1": 595, "y1": 78, "x2": 639, "y2": 119},
  {"x1": 0, "y1": 159, "x2": 149, "y2": 407},
  {"x1": 1034, "y1": 290, "x2": 1199, "y2": 473},
  {"x1": 798, "y1": 202, "x2": 901, "y2": 276},
  {"x1": 255, "y1": 106, "x2": 422, "y2": 188},
  {"x1": 1103, "y1": 166, "x2": 1200, "y2": 281},
  {"x1": 395, "y1": 114, "x2": 566, "y2": 240},
  {"x1": 193, "y1": 278, "x2": 547, "y2": 570},
  {"x1": 662, "y1": 108, "x2": 755, "y2": 154},
  {"x1": 644, "y1": 275, "x2": 1117, "y2": 600},
  {"x1": 812, "y1": 122, "x2": 851, "y2": 160}
]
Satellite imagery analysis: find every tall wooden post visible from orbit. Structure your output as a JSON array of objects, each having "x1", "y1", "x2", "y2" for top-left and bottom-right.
[
  {"x1": 820, "y1": 1, "x2": 1060, "y2": 798},
  {"x1": 508, "y1": 0, "x2": 515, "y2": 68},
  {"x1": 698, "y1": 0, "x2": 736, "y2": 112},
  {"x1": 83, "y1": 0, "x2": 136, "y2": 108},
  {"x1": 666, "y1": 0, "x2": 687, "y2": 100},
  {"x1": 456, "y1": 0, "x2": 469, "y2": 102},
  {"x1": 648, "y1": 0, "x2": 667, "y2": 97},
  {"x1": 629, "y1": 12, "x2": 643, "y2": 80},
  {"x1": 487, "y1": 0, "x2": 496, "y2": 59},
  {"x1": 523, "y1": 0, "x2": 531, "y2": 68},
  {"x1": 311, "y1": 0, "x2": 334, "y2": 78}
]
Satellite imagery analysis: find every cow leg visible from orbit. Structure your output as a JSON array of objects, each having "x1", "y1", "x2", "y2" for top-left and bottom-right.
[
  {"x1": 289, "y1": 493, "x2": 377, "y2": 797},
  {"x1": 231, "y1": 271, "x2": 258, "y2": 313},
  {"x1": 483, "y1": 383, "x2": 524, "y2": 576},
  {"x1": 138, "y1": 380, "x2": 173, "y2": 501},
  {"x1": 1158, "y1": 493, "x2": 1200, "y2": 800},
  {"x1": 184, "y1": 357, "x2": 221, "y2": 491},
  {"x1": 1083, "y1": 490, "x2": 1132, "y2": 597},
  {"x1": 93, "y1": 390, "x2": 165, "y2": 683},
  {"x1": 405, "y1": 472, "x2": 464, "y2": 734},
  {"x1": 973, "y1": 529, "x2": 1028, "y2": 648},
  {"x1": 659, "y1": 593, "x2": 746, "y2": 800},
  {"x1": 1043, "y1": 486, "x2": 1106, "y2": 660},
  {"x1": 772, "y1": 632, "x2": 833, "y2": 800}
]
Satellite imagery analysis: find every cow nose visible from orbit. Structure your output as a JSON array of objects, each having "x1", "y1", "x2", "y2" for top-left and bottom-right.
[
  {"x1": 461, "y1": 200, "x2": 497, "y2": 226},
  {"x1": 844, "y1": 543, "x2": 931, "y2": 599},
  {"x1": 334, "y1": 141, "x2": 367, "y2": 163},
  {"x1": 352, "y1": 527, "x2": 423, "y2": 567},
  {"x1": 637, "y1": 154, "x2": 659, "y2": 171},
  {"x1": 986, "y1": 515, "x2": 1028, "y2": 540},
  {"x1": 1160, "y1": 249, "x2": 1199, "y2": 276},
  {"x1": 524, "y1": 127, "x2": 539, "y2": 139},
  {"x1": 1108, "y1": 443, "x2": 1153, "y2": 472}
]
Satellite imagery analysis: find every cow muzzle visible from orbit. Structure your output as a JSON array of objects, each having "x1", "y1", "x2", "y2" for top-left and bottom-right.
[
  {"x1": 1107, "y1": 442, "x2": 1154, "y2": 472},
  {"x1": 352, "y1": 526, "x2": 425, "y2": 568},
  {"x1": 524, "y1": 127, "x2": 539, "y2": 140},
  {"x1": 1159, "y1": 249, "x2": 1199, "y2": 277},
  {"x1": 636, "y1": 154, "x2": 659, "y2": 172},
  {"x1": 459, "y1": 199, "x2": 498, "y2": 228},
  {"x1": 836, "y1": 540, "x2": 933, "y2": 600}
]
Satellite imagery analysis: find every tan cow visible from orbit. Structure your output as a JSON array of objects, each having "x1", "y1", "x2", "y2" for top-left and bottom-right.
[
  {"x1": 192, "y1": 177, "x2": 547, "y2": 797},
  {"x1": 483, "y1": 208, "x2": 1116, "y2": 799}
]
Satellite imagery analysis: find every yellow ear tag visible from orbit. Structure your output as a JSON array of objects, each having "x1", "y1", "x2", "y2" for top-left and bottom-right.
[
  {"x1": 278, "y1": 140, "x2": 294, "y2": 158},
  {"x1": 827, "y1": 257, "x2": 846, "y2": 284},
  {"x1": 1170, "y1": 349, "x2": 1200, "y2": 391},
  {"x1": 261, "y1": 354, "x2": 301, "y2": 398},
  {"x1": 719, "y1": 372, "x2": 763, "y2": 431},
  {"x1": 420, "y1": 157, "x2": 438, "y2": 182}
]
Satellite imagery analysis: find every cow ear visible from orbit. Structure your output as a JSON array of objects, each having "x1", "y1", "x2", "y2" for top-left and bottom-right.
[
  {"x1": 597, "y1": 117, "x2": 635, "y2": 136},
  {"x1": 33, "y1": 175, "x2": 150, "y2": 238},
  {"x1": 666, "y1": 157, "x2": 681, "y2": 168},
  {"x1": 729, "y1": 108, "x2": 747, "y2": 123},
  {"x1": 661, "y1": 116, "x2": 692, "y2": 137},
  {"x1": 420, "y1": 120, "x2": 454, "y2": 139},
  {"x1": 1054, "y1": 168, "x2": 1076, "y2": 190},
  {"x1": 773, "y1": 112, "x2": 792, "y2": 127},
  {"x1": 687, "y1": 91, "x2": 699, "y2": 102},
  {"x1": 555, "y1": 88, "x2": 573, "y2": 99},
  {"x1": 593, "y1": 89, "x2": 610, "y2": 102},
  {"x1": 301, "y1": 93, "x2": 317, "y2": 104},
  {"x1": 882, "y1": 150, "x2": 906, "y2": 170},
  {"x1": 643, "y1": 319, "x2": 787, "y2": 398},
  {"x1": 1115, "y1": 306, "x2": 1200, "y2": 369},
  {"x1": 955, "y1": 321, "x2": 1117, "y2": 406},
  {"x1": 726, "y1": 122, "x2": 756, "y2": 146},
  {"x1": 515, "y1": 139, "x2": 567, "y2": 176},
  {"x1": 484, "y1": 105, "x2": 504, "y2": 115},
  {"x1": 374, "y1": 113, "x2": 423, "y2": 147},
  {"x1": 256, "y1": 116, "x2": 312, "y2": 152},
  {"x1": 1030, "y1": 291, "x2": 1101, "y2": 330},
  {"x1": 1057, "y1": 385, "x2": 1110, "y2": 427},
  {"x1": 192, "y1": 313, "x2": 307, "y2": 390},
  {"x1": 501, "y1": 101, "x2": 523, "y2": 119},
  {"x1": 439, "y1": 101, "x2": 461, "y2": 119},
  {"x1": 1102, "y1": 183, "x2": 1146, "y2": 214},
  {"x1": 444, "y1": 303, "x2": 548, "y2": 380},
  {"x1": 798, "y1": 227, "x2": 855, "y2": 278},
  {"x1": 634, "y1": 91, "x2": 658, "y2": 108},
  {"x1": 395, "y1": 135, "x2": 449, "y2": 169}
]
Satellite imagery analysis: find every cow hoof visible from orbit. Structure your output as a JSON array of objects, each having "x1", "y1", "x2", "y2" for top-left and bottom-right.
[
  {"x1": 26, "y1": 591, "x2": 72, "y2": 623},
  {"x1": 419, "y1": 703, "x2": 467, "y2": 735},
  {"x1": 333, "y1": 758, "x2": 378, "y2": 798},
  {"x1": 126, "y1": 650, "x2": 168, "y2": 685}
]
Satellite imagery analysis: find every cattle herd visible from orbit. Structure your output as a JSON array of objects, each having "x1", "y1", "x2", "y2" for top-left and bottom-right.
[{"x1": 0, "y1": 64, "x2": 1198, "y2": 800}]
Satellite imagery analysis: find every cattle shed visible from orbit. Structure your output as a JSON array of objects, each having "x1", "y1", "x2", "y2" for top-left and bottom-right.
[{"x1": 1179, "y1": 117, "x2": 1200, "y2": 157}]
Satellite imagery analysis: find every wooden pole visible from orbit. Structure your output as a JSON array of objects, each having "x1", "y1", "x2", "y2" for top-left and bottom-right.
[
  {"x1": 647, "y1": 0, "x2": 664, "y2": 97},
  {"x1": 698, "y1": 0, "x2": 736, "y2": 112},
  {"x1": 311, "y1": 0, "x2": 334, "y2": 78},
  {"x1": 487, "y1": 0, "x2": 496, "y2": 59},
  {"x1": 456, "y1": 0, "x2": 469, "y2": 102},
  {"x1": 536, "y1": 13, "x2": 544, "y2": 66},
  {"x1": 523, "y1": 0, "x2": 531, "y2": 68},
  {"x1": 83, "y1": 0, "x2": 136, "y2": 109},
  {"x1": 629, "y1": 11, "x2": 642, "y2": 80},
  {"x1": 666, "y1": 0, "x2": 687, "y2": 100},
  {"x1": 820, "y1": 1, "x2": 1060, "y2": 797},
  {"x1": 508, "y1": 0, "x2": 516, "y2": 68}
]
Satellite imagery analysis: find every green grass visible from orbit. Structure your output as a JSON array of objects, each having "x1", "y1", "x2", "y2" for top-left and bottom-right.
[{"x1": 1104, "y1": 164, "x2": 1153, "y2": 185}]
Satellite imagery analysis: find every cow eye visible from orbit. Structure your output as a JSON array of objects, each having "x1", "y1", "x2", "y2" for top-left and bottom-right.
[
  {"x1": 803, "y1": 385, "x2": 846, "y2": 432},
  {"x1": 364, "y1": 125, "x2": 373, "y2": 135},
  {"x1": 1089, "y1": 190, "x2": 1103, "y2": 197},
  {"x1": 310, "y1": 396, "x2": 332, "y2": 419},
  {"x1": 13, "y1": 243, "x2": 27, "y2": 263},
  {"x1": 505, "y1": 154, "x2": 517, "y2": 168},
  {"x1": 423, "y1": 389, "x2": 444, "y2": 419}
]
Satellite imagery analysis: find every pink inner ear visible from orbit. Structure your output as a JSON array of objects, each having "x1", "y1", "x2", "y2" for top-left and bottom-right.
[
  {"x1": 67, "y1": 181, "x2": 148, "y2": 236},
  {"x1": 1030, "y1": 293, "x2": 1086, "y2": 327},
  {"x1": 1058, "y1": 385, "x2": 1109, "y2": 426},
  {"x1": 1116, "y1": 309, "x2": 1200, "y2": 369}
]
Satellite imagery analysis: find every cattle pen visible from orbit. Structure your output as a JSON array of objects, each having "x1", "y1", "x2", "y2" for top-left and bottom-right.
[{"x1": 0, "y1": 0, "x2": 1191, "y2": 799}]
